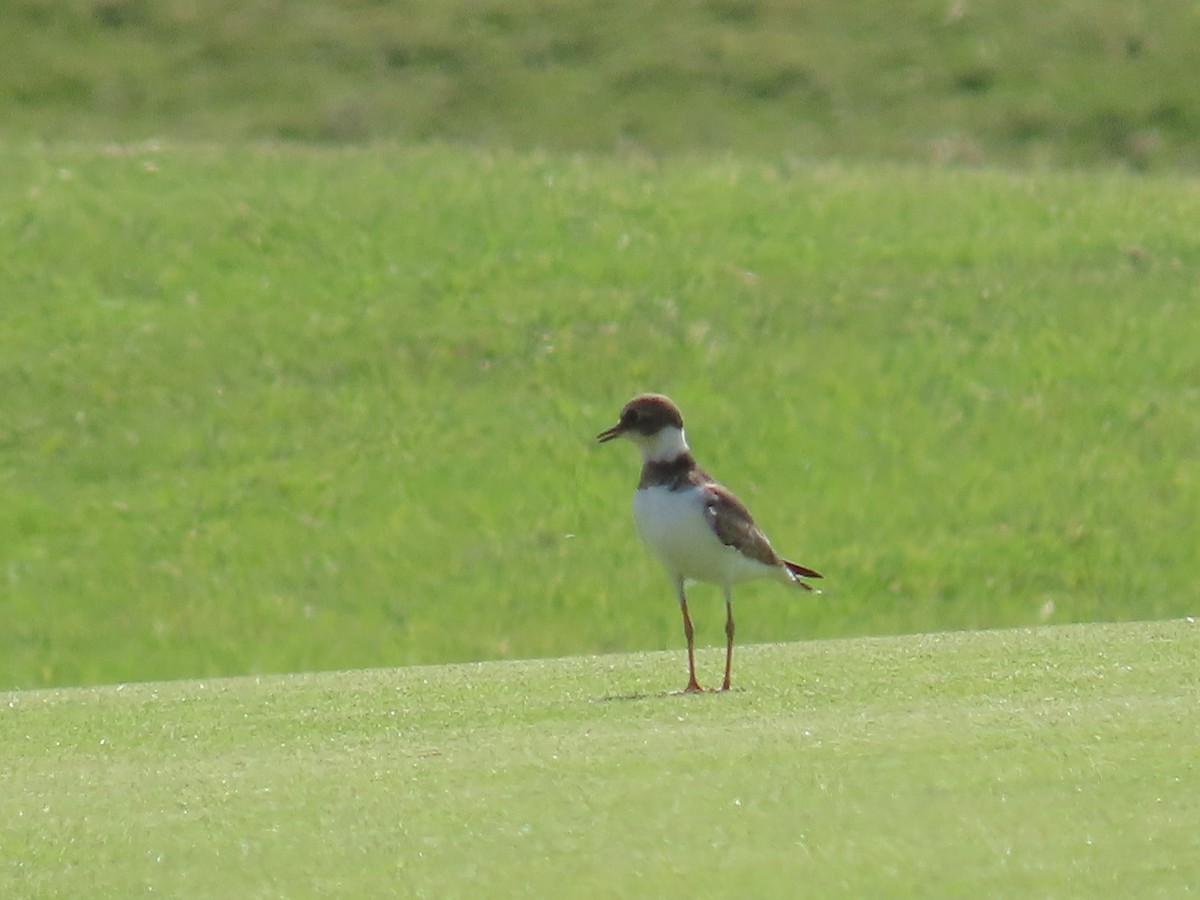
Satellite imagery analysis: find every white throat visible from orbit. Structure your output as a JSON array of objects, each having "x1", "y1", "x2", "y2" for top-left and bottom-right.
[{"x1": 635, "y1": 426, "x2": 690, "y2": 463}]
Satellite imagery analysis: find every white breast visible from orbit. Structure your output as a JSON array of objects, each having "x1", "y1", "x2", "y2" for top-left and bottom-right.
[{"x1": 632, "y1": 485, "x2": 774, "y2": 587}]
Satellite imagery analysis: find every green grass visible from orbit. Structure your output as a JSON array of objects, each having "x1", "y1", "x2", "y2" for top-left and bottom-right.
[
  {"x1": 5, "y1": 4, "x2": 1198, "y2": 892},
  {"x1": 2, "y1": 620, "x2": 1197, "y2": 896},
  {"x1": 3, "y1": 142, "x2": 1200, "y2": 689},
  {"x1": 3, "y1": 0, "x2": 1200, "y2": 168}
]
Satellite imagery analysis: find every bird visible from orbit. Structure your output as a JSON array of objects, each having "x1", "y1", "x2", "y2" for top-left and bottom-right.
[{"x1": 597, "y1": 393, "x2": 822, "y2": 693}]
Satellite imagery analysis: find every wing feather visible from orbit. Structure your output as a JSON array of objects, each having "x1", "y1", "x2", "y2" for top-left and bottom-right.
[{"x1": 701, "y1": 483, "x2": 783, "y2": 568}]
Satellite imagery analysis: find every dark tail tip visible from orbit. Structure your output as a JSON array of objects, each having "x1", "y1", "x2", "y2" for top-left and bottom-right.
[{"x1": 784, "y1": 559, "x2": 823, "y2": 581}]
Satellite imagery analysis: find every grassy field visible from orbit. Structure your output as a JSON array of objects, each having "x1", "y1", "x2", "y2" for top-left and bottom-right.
[
  {"x1": 2, "y1": 620, "x2": 1197, "y2": 896},
  {"x1": 4, "y1": 0, "x2": 1200, "y2": 168},
  {"x1": 4, "y1": 3, "x2": 1199, "y2": 895},
  {"x1": 3, "y1": 142, "x2": 1199, "y2": 689}
]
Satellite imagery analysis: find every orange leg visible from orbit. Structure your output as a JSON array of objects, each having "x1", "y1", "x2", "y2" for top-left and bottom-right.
[
  {"x1": 676, "y1": 580, "x2": 703, "y2": 693},
  {"x1": 721, "y1": 589, "x2": 734, "y2": 692}
]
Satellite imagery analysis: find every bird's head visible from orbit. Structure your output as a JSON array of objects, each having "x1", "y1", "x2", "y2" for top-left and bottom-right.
[{"x1": 597, "y1": 393, "x2": 689, "y2": 462}]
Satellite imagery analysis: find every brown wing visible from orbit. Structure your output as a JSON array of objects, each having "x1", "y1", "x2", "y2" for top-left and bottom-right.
[{"x1": 701, "y1": 482, "x2": 784, "y2": 568}]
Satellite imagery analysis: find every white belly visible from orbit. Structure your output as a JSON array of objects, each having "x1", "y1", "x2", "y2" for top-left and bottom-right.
[{"x1": 632, "y1": 485, "x2": 775, "y2": 587}]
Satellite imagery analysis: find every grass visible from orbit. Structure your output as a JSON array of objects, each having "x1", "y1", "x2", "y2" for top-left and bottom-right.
[
  {"x1": 3, "y1": 0, "x2": 1200, "y2": 168},
  {"x1": 5, "y1": 4, "x2": 1198, "y2": 893},
  {"x1": 2, "y1": 619, "x2": 1197, "y2": 896},
  {"x1": 3, "y1": 142, "x2": 1200, "y2": 689}
]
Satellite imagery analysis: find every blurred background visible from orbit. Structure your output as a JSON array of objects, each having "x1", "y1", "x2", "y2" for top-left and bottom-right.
[
  {"x1": 3, "y1": 1, "x2": 1199, "y2": 689},
  {"x1": 5, "y1": 0, "x2": 1199, "y2": 166}
]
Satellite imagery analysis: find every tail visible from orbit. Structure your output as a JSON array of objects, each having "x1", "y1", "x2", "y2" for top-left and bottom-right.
[{"x1": 783, "y1": 559, "x2": 823, "y2": 592}]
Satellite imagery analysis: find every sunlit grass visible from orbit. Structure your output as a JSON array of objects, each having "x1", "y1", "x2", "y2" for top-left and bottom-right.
[{"x1": 2, "y1": 621, "x2": 1197, "y2": 896}]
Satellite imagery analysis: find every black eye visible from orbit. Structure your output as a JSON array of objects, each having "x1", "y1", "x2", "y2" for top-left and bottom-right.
[{"x1": 624, "y1": 408, "x2": 640, "y2": 425}]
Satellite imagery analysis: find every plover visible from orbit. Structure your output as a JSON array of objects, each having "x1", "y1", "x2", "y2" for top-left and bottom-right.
[{"x1": 598, "y1": 393, "x2": 822, "y2": 692}]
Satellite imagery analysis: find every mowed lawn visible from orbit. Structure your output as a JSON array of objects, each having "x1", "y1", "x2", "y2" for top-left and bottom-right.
[
  {"x1": 5, "y1": 6, "x2": 1199, "y2": 897},
  {"x1": 2, "y1": 620, "x2": 1197, "y2": 897},
  {"x1": 2, "y1": 142, "x2": 1199, "y2": 689}
]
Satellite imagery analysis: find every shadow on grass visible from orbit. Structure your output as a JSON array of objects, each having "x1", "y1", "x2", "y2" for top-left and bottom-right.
[{"x1": 590, "y1": 687, "x2": 745, "y2": 702}]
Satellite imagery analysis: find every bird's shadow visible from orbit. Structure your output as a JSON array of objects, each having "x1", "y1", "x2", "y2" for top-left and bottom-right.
[{"x1": 589, "y1": 687, "x2": 745, "y2": 703}]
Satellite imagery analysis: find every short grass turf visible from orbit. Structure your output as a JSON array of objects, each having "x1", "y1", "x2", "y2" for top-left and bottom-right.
[
  {"x1": 2, "y1": 620, "x2": 1197, "y2": 897},
  {"x1": 3, "y1": 143, "x2": 1200, "y2": 689}
]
